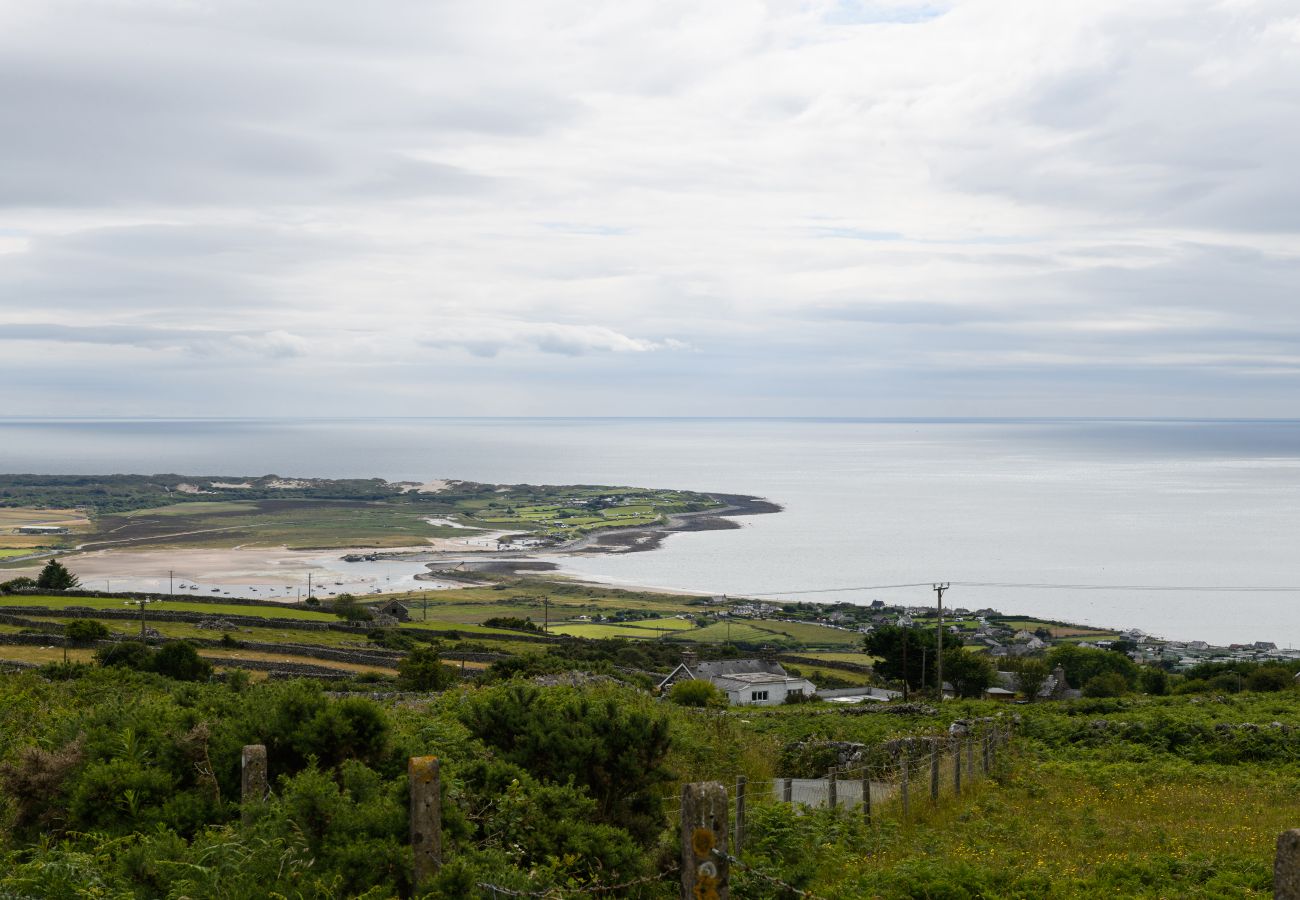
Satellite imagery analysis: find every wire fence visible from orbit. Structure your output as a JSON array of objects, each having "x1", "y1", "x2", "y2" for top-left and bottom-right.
[{"x1": 483, "y1": 720, "x2": 1015, "y2": 898}]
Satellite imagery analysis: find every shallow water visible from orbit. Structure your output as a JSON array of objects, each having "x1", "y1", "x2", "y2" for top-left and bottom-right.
[{"x1": 3, "y1": 417, "x2": 1298, "y2": 644}]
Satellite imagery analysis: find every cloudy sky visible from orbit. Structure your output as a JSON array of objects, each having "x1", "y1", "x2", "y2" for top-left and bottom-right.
[{"x1": 4, "y1": 0, "x2": 1300, "y2": 417}]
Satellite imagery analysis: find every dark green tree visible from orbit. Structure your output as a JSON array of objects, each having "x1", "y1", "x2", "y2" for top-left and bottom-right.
[
  {"x1": 941, "y1": 647, "x2": 996, "y2": 698},
  {"x1": 458, "y1": 683, "x2": 672, "y2": 843},
  {"x1": 1139, "y1": 666, "x2": 1170, "y2": 696},
  {"x1": 1047, "y1": 643, "x2": 1139, "y2": 691},
  {"x1": 864, "y1": 625, "x2": 936, "y2": 690},
  {"x1": 332, "y1": 594, "x2": 372, "y2": 623},
  {"x1": 94, "y1": 640, "x2": 154, "y2": 671},
  {"x1": 153, "y1": 641, "x2": 212, "y2": 682},
  {"x1": 1009, "y1": 657, "x2": 1050, "y2": 700},
  {"x1": 64, "y1": 619, "x2": 109, "y2": 643},
  {"x1": 36, "y1": 559, "x2": 79, "y2": 590},
  {"x1": 397, "y1": 645, "x2": 456, "y2": 691}
]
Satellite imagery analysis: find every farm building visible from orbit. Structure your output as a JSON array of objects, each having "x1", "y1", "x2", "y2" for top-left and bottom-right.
[
  {"x1": 15, "y1": 525, "x2": 69, "y2": 535},
  {"x1": 374, "y1": 599, "x2": 411, "y2": 622},
  {"x1": 658, "y1": 648, "x2": 817, "y2": 706}
]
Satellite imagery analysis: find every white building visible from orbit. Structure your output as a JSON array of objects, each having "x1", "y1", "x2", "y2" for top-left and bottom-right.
[{"x1": 658, "y1": 649, "x2": 817, "y2": 706}]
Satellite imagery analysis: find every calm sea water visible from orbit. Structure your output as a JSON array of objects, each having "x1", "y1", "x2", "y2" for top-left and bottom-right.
[{"x1": 2, "y1": 417, "x2": 1299, "y2": 645}]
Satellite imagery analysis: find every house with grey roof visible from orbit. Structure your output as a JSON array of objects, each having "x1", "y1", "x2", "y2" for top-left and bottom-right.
[{"x1": 658, "y1": 649, "x2": 817, "y2": 706}]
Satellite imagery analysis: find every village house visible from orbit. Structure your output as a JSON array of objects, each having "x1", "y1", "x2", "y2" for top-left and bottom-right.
[
  {"x1": 374, "y1": 599, "x2": 410, "y2": 622},
  {"x1": 657, "y1": 648, "x2": 817, "y2": 706}
]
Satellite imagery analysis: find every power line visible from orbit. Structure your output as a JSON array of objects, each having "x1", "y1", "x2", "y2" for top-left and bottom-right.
[{"x1": 743, "y1": 580, "x2": 1300, "y2": 596}]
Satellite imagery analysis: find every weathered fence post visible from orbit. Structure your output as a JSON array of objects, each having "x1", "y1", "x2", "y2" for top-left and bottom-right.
[
  {"x1": 967, "y1": 738, "x2": 975, "y2": 780},
  {"x1": 409, "y1": 756, "x2": 442, "y2": 886},
  {"x1": 827, "y1": 766, "x2": 838, "y2": 809},
  {"x1": 682, "y1": 781, "x2": 729, "y2": 900},
  {"x1": 901, "y1": 755, "x2": 910, "y2": 821},
  {"x1": 735, "y1": 776, "x2": 747, "y2": 855},
  {"x1": 930, "y1": 740, "x2": 940, "y2": 803},
  {"x1": 1276, "y1": 829, "x2": 1300, "y2": 899},
  {"x1": 240, "y1": 744, "x2": 267, "y2": 816},
  {"x1": 862, "y1": 767, "x2": 872, "y2": 824},
  {"x1": 982, "y1": 730, "x2": 991, "y2": 774},
  {"x1": 989, "y1": 725, "x2": 998, "y2": 769},
  {"x1": 782, "y1": 777, "x2": 793, "y2": 804},
  {"x1": 953, "y1": 739, "x2": 962, "y2": 796}
]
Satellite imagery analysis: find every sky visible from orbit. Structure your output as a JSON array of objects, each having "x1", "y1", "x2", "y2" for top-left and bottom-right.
[{"x1": 3, "y1": 0, "x2": 1300, "y2": 417}]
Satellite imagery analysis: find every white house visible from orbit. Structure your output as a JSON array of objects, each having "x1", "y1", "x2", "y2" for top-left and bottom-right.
[{"x1": 658, "y1": 649, "x2": 817, "y2": 706}]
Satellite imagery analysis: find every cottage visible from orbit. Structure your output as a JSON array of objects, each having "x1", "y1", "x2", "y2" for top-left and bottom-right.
[
  {"x1": 374, "y1": 599, "x2": 411, "y2": 622},
  {"x1": 658, "y1": 649, "x2": 816, "y2": 706},
  {"x1": 15, "y1": 525, "x2": 69, "y2": 535}
]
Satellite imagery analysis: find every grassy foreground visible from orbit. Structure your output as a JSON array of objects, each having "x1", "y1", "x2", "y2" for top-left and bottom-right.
[{"x1": 2, "y1": 659, "x2": 1299, "y2": 898}]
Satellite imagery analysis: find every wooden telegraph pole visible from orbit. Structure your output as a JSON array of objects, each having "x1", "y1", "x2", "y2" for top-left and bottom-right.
[{"x1": 933, "y1": 583, "x2": 949, "y2": 700}]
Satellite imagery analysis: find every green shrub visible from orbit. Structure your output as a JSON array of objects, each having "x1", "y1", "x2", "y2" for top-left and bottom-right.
[
  {"x1": 668, "y1": 679, "x2": 726, "y2": 707},
  {"x1": 1083, "y1": 672, "x2": 1131, "y2": 698},
  {"x1": 1246, "y1": 666, "x2": 1292, "y2": 693},
  {"x1": 153, "y1": 642, "x2": 212, "y2": 682},
  {"x1": 95, "y1": 640, "x2": 155, "y2": 671},
  {"x1": 65, "y1": 619, "x2": 110, "y2": 642},
  {"x1": 397, "y1": 646, "x2": 456, "y2": 691}
]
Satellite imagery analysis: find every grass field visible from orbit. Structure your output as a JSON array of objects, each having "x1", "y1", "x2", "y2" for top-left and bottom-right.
[
  {"x1": 0, "y1": 549, "x2": 36, "y2": 559},
  {"x1": 791, "y1": 650, "x2": 877, "y2": 665},
  {"x1": 95, "y1": 500, "x2": 471, "y2": 551},
  {"x1": 687, "y1": 618, "x2": 864, "y2": 648}
]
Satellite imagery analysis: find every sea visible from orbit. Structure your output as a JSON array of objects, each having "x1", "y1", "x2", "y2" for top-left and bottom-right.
[{"x1": 2, "y1": 417, "x2": 1299, "y2": 646}]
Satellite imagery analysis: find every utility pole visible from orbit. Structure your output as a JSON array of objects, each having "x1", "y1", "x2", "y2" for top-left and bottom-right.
[
  {"x1": 933, "y1": 583, "x2": 949, "y2": 701},
  {"x1": 543, "y1": 596, "x2": 550, "y2": 634},
  {"x1": 901, "y1": 629, "x2": 909, "y2": 701},
  {"x1": 307, "y1": 573, "x2": 313, "y2": 602},
  {"x1": 169, "y1": 570, "x2": 174, "y2": 597},
  {"x1": 423, "y1": 592, "x2": 429, "y2": 622}
]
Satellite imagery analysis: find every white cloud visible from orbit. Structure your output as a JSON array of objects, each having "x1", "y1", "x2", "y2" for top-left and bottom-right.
[{"x1": 1, "y1": 0, "x2": 1299, "y2": 416}]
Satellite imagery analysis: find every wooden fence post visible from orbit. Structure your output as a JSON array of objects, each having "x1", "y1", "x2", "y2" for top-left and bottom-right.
[
  {"x1": 735, "y1": 776, "x2": 747, "y2": 855},
  {"x1": 409, "y1": 756, "x2": 441, "y2": 887},
  {"x1": 862, "y1": 767, "x2": 872, "y2": 825},
  {"x1": 827, "y1": 767, "x2": 838, "y2": 809},
  {"x1": 982, "y1": 730, "x2": 991, "y2": 774},
  {"x1": 930, "y1": 741, "x2": 940, "y2": 803},
  {"x1": 682, "y1": 781, "x2": 729, "y2": 900},
  {"x1": 953, "y1": 739, "x2": 962, "y2": 796},
  {"x1": 782, "y1": 777, "x2": 793, "y2": 803},
  {"x1": 1276, "y1": 829, "x2": 1300, "y2": 899},
  {"x1": 240, "y1": 744, "x2": 267, "y2": 816},
  {"x1": 901, "y1": 756, "x2": 910, "y2": 821},
  {"x1": 967, "y1": 739, "x2": 975, "y2": 780}
]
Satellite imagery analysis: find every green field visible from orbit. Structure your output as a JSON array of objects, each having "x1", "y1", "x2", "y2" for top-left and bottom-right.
[
  {"x1": 791, "y1": 650, "x2": 877, "y2": 665},
  {"x1": 687, "y1": 618, "x2": 863, "y2": 647},
  {"x1": 0, "y1": 474, "x2": 732, "y2": 552},
  {"x1": 0, "y1": 595, "x2": 338, "y2": 621}
]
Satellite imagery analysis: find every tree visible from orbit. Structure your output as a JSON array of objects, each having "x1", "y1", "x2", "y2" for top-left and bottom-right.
[
  {"x1": 153, "y1": 641, "x2": 212, "y2": 682},
  {"x1": 864, "y1": 625, "x2": 936, "y2": 691},
  {"x1": 1009, "y1": 657, "x2": 1050, "y2": 701},
  {"x1": 1139, "y1": 666, "x2": 1170, "y2": 696},
  {"x1": 1047, "y1": 643, "x2": 1139, "y2": 691},
  {"x1": 94, "y1": 640, "x2": 153, "y2": 671},
  {"x1": 459, "y1": 683, "x2": 672, "y2": 843},
  {"x1": 397, "y1": 645, "x2": 456, "y2": 691},
  {"x1": 0, "y1": 576, "x2": 36, "y2": 594},
  {"x1": 941, "y1": 647, "x2": 996, "y2": 698},
  {"x1": 36, "y1": 559, "x2": 79, "y2": 590},
  {"x1": 667, "y1": 679, "x2": 726, "y2": 708},
  {"x1": 1246, "y1": 665, "x2": 1292, "y2": 693},
  {"x1": 1083, "y1": 671, "x2": 1130, "y2": 698},
  {"x1": 64, "y1": 620, "x2": 109, "y2": 643},
  {"x1": 332, "y1": 594, "x2": 372, "y2": 623}
]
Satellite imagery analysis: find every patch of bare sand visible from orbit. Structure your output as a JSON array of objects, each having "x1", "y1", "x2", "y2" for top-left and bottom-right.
[{"x1": 24, "y1": 545, "x2": 431, "y2": 586}]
